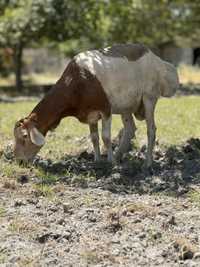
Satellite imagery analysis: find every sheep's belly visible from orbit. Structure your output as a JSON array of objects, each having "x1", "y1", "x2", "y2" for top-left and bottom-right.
[
  {"x1": 107, "y1": 87, "x2": 142, "y2": 114},
  {"x1": 102, "y1": 69, "x2": 144, "y2": 114}
]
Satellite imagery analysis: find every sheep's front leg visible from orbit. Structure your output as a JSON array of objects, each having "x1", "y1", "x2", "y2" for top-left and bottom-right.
[
  {"x1": 115, "y1": 113, "x2": 136, "y2": 161},
  {"x1": 89, "y1": 123, "x2": 101, "y2": 162},
  {"x1": 143, "y1": 96, "x2": 157, "y2": 170},
  {"x1": 101, "y1": 115, "x2": 113, "y2": 162}
]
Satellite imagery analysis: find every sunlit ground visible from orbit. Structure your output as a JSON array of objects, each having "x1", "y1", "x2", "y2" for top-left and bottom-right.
[
  {"x1": 178, "y1": 64, "x2": 200, "y2": 84},
  {"x1": 0, "y1": 96, "x2": 199, "y2": 160}
]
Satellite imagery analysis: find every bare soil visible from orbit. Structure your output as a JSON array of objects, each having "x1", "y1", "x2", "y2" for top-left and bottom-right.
[{"x1": 1, "y1": 138, "x2": 200, "y2": 266}]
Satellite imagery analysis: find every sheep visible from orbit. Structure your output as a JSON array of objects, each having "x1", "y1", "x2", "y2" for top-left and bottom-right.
[{"x1": 13, "y1": 43, "x2": 179, "y2": 169}]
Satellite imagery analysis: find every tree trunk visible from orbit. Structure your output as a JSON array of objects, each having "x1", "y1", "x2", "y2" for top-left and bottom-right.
[{"x1": 13, "y1": 42, "x2": 23, "y2": 91}]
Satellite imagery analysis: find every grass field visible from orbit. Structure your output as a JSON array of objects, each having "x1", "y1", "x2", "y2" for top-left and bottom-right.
[
  {"x1": 0, "y1": 95, "x2": 200, "y2": 266},
  {"x1": 0, "y1": 95, "x2": 199, "y2": 178},
  {"x1": 1, "y1": 95, "x2": 199, "y2": 149}
]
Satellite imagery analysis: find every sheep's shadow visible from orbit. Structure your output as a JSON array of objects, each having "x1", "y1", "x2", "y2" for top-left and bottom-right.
[
  {"x1": 178, "y1": 83, "x2": 200, "y2": 96},
  {"x1": 34, "y1": 138, "x2": 200, "y2": 196}
]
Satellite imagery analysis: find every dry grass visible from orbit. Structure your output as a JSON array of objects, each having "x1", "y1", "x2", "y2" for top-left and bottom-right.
[
  {"x1": 0, "y1": 72, "x2": 59, "y2": 87},
  {"x1": 178, "y1": 64, "x2": 200, "y2": 84},
  {"x1": 173, "y1": 236, "x2": 199, "y2": 260},
  {"x1": 8, "y1": 217, "x2": 37, "y2": 235},
  {"x1": 122, "y1": 202, "x2": 158, "y2": 217},
  {"x1": 187, "y1": 189, "x2": 200, "y2": 206},
  {"x1": 1, "y1": 64, "x2": 200, "y2": 87},
  {"x1": 0, "y1": 96, "x2": 199, "y2": 186}
]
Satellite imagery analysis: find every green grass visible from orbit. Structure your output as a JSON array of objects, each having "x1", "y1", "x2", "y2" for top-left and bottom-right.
[
  {"x1": 0, "y1": 207, "x2": 6, "y2": 217},
  {"x1": 0, "y1": 96, "x2": 199, "y2": 161},
  {"x1": 0, "y1": 251, "x2": 7, "y2": 264},
  {"x1": 34, "y1": 169, "x2": 58, "y2": 184},
  {"x1": 0, "y1": 96, "x2": 199, "y2": 189},
  {"x1": 33, "y1": 184, "x2": 55, "y2": 198},
  {"x1": 187, "y1": 190, "x2": 200, "y2": 206}
]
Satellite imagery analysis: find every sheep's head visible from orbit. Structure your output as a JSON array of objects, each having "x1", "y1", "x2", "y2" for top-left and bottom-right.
[
  {"x1": 160, "y1": 62, "x2": 180, "y2": 97},
  {"x1": 13, "y1": 114, "x2": 45, "y2": 162}
]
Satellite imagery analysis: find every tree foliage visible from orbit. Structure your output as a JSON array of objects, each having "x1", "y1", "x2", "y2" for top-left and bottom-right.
[
  {"x1": 105, "y1": 0, "x2": 200, "y2": 47},
  {"x1": 0, "y1": 0, "x2": 200, "y2": 89},
  {"x1": 0, "y1": 0, "x2": 56, "y2": 89}
]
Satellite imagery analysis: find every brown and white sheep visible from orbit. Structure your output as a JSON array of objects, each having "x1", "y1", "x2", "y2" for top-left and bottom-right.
[{"x1": 13, "y1": 43, "x2": 179, "y2": 168}]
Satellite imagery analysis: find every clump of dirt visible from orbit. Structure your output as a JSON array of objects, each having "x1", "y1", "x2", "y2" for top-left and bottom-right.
[
  {"x1": 174, "y1": 237, "x2": 198, "y2": 260},
  {"x1": 30, "y1": 138, "x2": 200, "y2": 196},
  {"x1": 1, "y1": 138, "x2": 200, "y2": 266}
]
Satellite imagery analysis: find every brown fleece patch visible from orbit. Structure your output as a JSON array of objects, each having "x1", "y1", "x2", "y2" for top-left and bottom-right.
[
  {"x1": 25, "y1": 60, "x2": 111, "y2": 134},
  {"x1": 99, "y1": 43, "x2": 149, "y2": 62}
]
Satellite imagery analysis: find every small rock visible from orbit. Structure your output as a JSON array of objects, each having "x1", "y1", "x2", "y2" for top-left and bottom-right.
[
  {"x1": 35, "y1": 159, "x2": 50, "y2": 171},
  {"x1": 175, "y1": 238, "x2": 197, "y2": 261},
  {"x1": 152, "y1": 231, "x2": 162, "y2": 240},
  {"x1": 27, "y1": 198, "x2": 38, "y2": 205},
  {"x1": 17, "y1": 175, "x2": 29, "y2": 184},
  {"x1": 36, "y1": 203, "x2": 42, "y2": 208},
  {"x1": 48, "y1": 205, "x2": 59, "y2": 213},
  {"x1": 177, "y1": 186, "x2": 189, "y2": 195},
  {"x1": 156, "y1": 202, "x2": 162, "y2": 207},
  {"x1": 161, "y1": 249, "x2": 168, "y2": 258},
  {"x1": 57, "y1": 218, "x2": 65, "y2": 225},
  {"x1": 112, "y1": 248, "x2": 121, "y2": 256},
  {"x1": 87, "y1": 214, "x2": 97, "y2": 223},
  {"x1": 183, "y1": 144, "x2": 194, "y2": 154},
  {"x1": 36, "y1": 232, "x2": 50, "y2": 243},
  {"x1": 63, "y1": 203, "x2": 73, "y2": 214},
  {"x1": 111, "y1": 237, "x2": 120, "y2": 244},
  {"x1": 138, "y1": 232, "x2": 146, "y2": 239},
  {"x1": 194, "y1": 252, "x2": 200, "y2": 259},
  {"x1": 168, "y1": 215, "x2": 176, "y2": 226},
  {"x1": 133, "y1": 218, "x2": 142, "y2": 223},
  {"x1": 63, "y1": 231, "x2": 72, "y2": 240},
  {"x1": 14, "y1": 199, "x2": 26, "y2": 207},
  {"x1": 50, "y1": 160, "x2": 67, "y2": 173},
  {"x1": 180, "y1": 247, "x2": 194, "y2": 260},
  {"x1": 78, "y1": 151, "x2": 93, "y2": 160}
]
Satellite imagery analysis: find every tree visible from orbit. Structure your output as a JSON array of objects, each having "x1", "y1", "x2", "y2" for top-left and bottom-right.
[
  {"x1": 0, "y1": 0, "x2": 105, "y2": 89},
  {"x1": 0, "y1": 0, "x2": 55, "y2": 90},
  {"x1": 105, "y1": 0, "x2": 200, "y2": 47},
  {"x1": 0, "y1": 0, "x2": 200, "y2": 91},
  {"x1": 44, "y1": 0, "x2": 107, "y2": 54}
]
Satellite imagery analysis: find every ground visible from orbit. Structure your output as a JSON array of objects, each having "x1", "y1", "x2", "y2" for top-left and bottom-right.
[{"x1": 0, "y1": 90, "x2": 200, "y2": 266}]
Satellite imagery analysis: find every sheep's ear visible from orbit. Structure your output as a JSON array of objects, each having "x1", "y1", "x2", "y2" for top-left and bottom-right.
[{"x1": 30, "y1": 127, "x2": 45, "y2": 146}]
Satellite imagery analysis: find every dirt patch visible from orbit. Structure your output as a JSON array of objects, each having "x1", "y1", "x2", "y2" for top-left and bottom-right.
[
  {"x1": 1, "y1": 138, "x2": 200, "y2": 266},
  {"x1": 29, "y1": 137, "x2": 200, "y2": 196}
]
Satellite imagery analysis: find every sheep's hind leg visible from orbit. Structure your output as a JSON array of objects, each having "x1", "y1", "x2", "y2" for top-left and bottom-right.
[
  {"x1": 101, "y1": 115, "x2": 113, "y2": 162},
  {"x1": 89, "y1": 123, "x2": 101, "y2": 162},
  {"x1": 115, "y1": 113, "x2": 136, "y2": 161},
  {"x1": 143, "y1": 96, "x2": 157, "y2": 173}
]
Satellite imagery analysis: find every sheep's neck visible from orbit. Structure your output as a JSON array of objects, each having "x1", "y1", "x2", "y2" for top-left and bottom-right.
[{"x1": 30, "y1": 82, "x2": 75, "y2": 135}]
